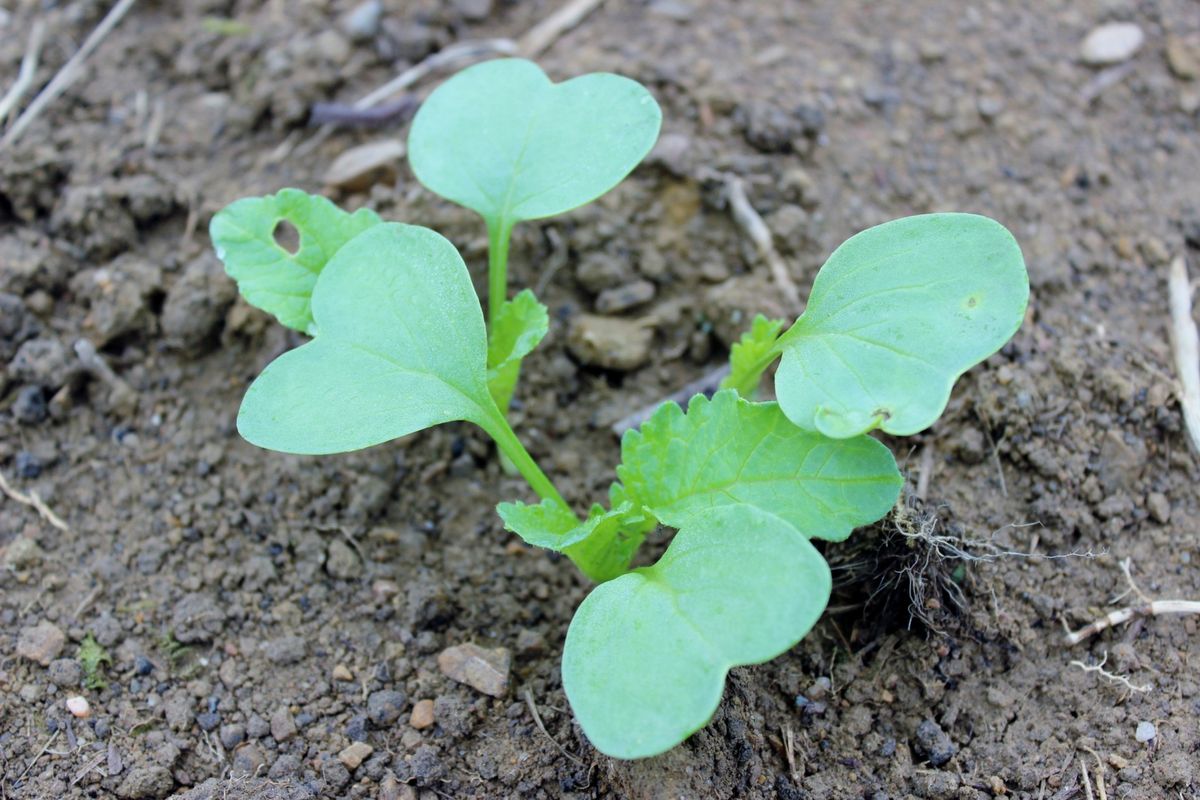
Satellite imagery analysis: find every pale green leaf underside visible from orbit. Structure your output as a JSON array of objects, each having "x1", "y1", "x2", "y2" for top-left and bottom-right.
[
  {"x1": 563, "y1": 504, "x2": 831, "y2": 759},
  {"x1": 487, "y1": 289, "x2": 549, "y2": 410},
  {"x1": 237, "y1": 223, "x2": 495, "y2": 454},
  {"x1": 720, "y1": 314, "x2": 784, "y2": 397},
  {"x1": 776, "y1": 213, "x2": 1028, "y2": 438},
  {"x1": 209, "y1": 188, "x2": 382, "y2": 333},
  {"x1": 497, "y1": 498, "x2": 650, "y2": 582},
  {"x1": 408, "y1": 58, "x2": 662, "y2": 225},
  {"x1": 618, "y1": 390, "x2": 901, "y2": 542}
]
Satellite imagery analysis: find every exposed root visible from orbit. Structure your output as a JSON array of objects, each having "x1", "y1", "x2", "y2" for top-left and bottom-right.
[
  {"x1": 832, "y1": 498, "x2": 1098, "y2": 639},
  {"x1": 0, "y1": 471, "x2": 70, "y2": 532},
  {"x1": 1069, "y1": 652, "x2": 1151, "y2": 694},
  {"x1": 1167, "y1": 255, "x2": 1200, "y2": 455},
  {"x1": 1063, "y1": 558, "x2": 1200, "y2": 645}
]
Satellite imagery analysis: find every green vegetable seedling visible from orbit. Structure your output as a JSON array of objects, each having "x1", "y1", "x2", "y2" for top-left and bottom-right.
[
  {"x1": 213, "y1": 180, "x2": 1027, "y2": 758},
  {"x1": 408, "y1": 58, "x2": 662, "y2": 412}
]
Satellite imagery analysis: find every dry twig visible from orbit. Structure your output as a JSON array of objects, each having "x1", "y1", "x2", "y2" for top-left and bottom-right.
[
  {"x1": 0, "y1": 19, "x2": 46, "y2": 127},
  {"x1": 518, "y1": 0, "x2": 608, "y2": 57},
  {"x1": 1064, "y1": 557, "x2": 1200, "y2": 645},
  {"x1": 610, "y1": 364, "x2": 730, "y2": 436},
  {"x1": 1167, "y1": 255, "x2": 1200, "y2": 455},
  {"x1": 1, "y1": 0, "x2": 139, "y2": 150},
  {"x1": 723, "y1": 175, "x2": 802, "y2": 313},
  {"x1": 0, "y1": 471, "x2": 69, "y2": 532},
  {"x1": 523, "y1": 687, "x2": 584, "y2": 766}
]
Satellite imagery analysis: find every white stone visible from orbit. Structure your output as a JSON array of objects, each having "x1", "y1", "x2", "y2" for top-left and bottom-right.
[
  {"x1": 1135, "y1": 721, "x2": 1156, "y2": 742},
  {"x1": 66, "y1": 696, "x2": 91, "y2": 718},
  {"x1": 1081, "y1": 23, "x2": 1145, "y2": 66}
]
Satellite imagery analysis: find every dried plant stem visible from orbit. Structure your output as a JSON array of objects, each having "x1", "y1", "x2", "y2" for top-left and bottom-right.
[
  {"x1": 1168, "y1": 255, "x2": 1200, "y2": 455},
  {"x1": 0, "y1": 19, "x2": 46, "y2": 127},
  {"x1": 519, "y1": 0, "x2": 609, "y2": 57},
  {"x1": 1064, "y1": 558, "x2": 1200, "y2": 645},
  {"x1": 1, "y1": 0, "x2": 138, "y2": 150},
  {"x1": 0, "y1": 471, "x2": 70, "y2": 532},
  {"x1": 724, "y1": 175, "x2": 802, "y2": 313}
]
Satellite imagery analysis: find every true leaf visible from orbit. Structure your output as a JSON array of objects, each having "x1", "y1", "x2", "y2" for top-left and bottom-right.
[
  {"x1": 774, "y1": 213, "x2": 1028, "y2": 438},
  {"x1": 209, "y1": 188, "x2": 382, "y2": 334},
  {"x1": 618, "y1": 390, "x2": 901, "y2": 541},
  {"x1": 236, "y1": 222, "x2": 499, "y2": 454},
  {"x1": 487, "y1": 289, "x2": 549, "y2": 411},
  {"x1": 562, "y1": 504, "x2": 831, "y2": 759},
  {"x1": 720, "y1": 314, "x2": 785, "y2": 397},
  {"x1": 498, "y1": 498, "x2": 650, "y2": 582},
  {"x1": 408, "y1": 58, "x2": 662, "y2": 227}
]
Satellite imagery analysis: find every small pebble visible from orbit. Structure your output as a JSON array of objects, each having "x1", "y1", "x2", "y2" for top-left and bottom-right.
[
  {"x1": 66, "y1": 696, "x2": 91, "y2": 718},
  {"x1": 409, "y1": 699, "x2": 435, "y2": 730},
  {"x1": 340, "y1": 0, "x2": 381, "y2": 41},
  {"x1": 338, "y1": 741, "x2": 374, "y2": 770},
  {"x1": 1081, "y1": 22, "x2": 1144, "y2": 66},
  {"x1": 332, "y1": 663, "x2": 354, "y2": 682},
  {"x1": 1135, "y1": 721, "x2": 1156, "y2": 742},
  {"x1": 437, "y1": 643, "x2": 511, "y2": 697},
  {"x1": 595, "y1": 280, "x2": 656, "y2": 314}
]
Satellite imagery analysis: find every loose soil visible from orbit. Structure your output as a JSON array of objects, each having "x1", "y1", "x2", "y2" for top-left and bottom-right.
[{"x1": 2, "y1": 1, "x2": 1199, "y2": 798}]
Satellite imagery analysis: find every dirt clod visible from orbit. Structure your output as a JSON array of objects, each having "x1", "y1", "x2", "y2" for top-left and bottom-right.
[{"x1": 17, "y1": 620, "x2": 66, "y2": 665}]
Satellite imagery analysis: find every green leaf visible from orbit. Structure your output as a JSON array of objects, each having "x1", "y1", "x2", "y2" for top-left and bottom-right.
[
  {"x1": 619, "y1": 390, "x2": 901, "y2": 542},
  {"x1": 78, "y1": 634, "x2": 113, "y2": 690},
  {"x1": 408, "y1": 58, "x2": 662, "y2": 227},
  {"x1": 774, "y1": 213, "x2": 1028, "y2": 438},
  {"x1": 487, "y1": 289, "x2": 549, "y2": 411},
  {"x1": 236, "y1": 222, "x2": 498, "y2": 454},
  {"x1": 562, "y1": 504, "x2": 831, "y2": 759},
  {"x1": 497, "y1": 497, "x2": 652, "y2": 582},
  {"x1": 210, "y1": 189, "x2": 382, "y2": 333},
  {"x1": 720, "y1": 314, "x2": 785, "y2": 397}
]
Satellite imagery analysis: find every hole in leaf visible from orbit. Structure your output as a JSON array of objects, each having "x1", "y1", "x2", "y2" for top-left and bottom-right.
[{"x1": 272, "y1": 220, "x2": 300, "y2": 255}]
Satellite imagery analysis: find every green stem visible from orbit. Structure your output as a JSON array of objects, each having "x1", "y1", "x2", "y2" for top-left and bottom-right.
[
  {"x1": 486, "y1": 218, "x2": 513, "y2": 329},
  {"x1": 481, "y1": 407, "x2": 568, "y2": 510}
]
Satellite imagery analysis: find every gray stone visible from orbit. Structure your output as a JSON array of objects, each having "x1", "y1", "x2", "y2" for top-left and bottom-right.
[
  {"x1": 367, "y1": 689, "x2": 407, "y2": 727},
  {"x1": 914, "y1": 718, "x2": 956, "y2": 766},
  {"x1": 263, "y1": 635, "x2": 306, "y2": 665},
  {"x1": 325, "y1": 539, "x2": 361, "y2": 580},
  {"x1": 161, "y1": 254, "x2": 236, "y2": 351},
  {"x1": 268, "y1": 753, "x2": 303, "y2": 780},
  {"x1": 47, "y1": 657, "x2": 82, "y2": 687},
  {"x1": 340, "y1": 0, "x2": 382, "y2": 40},
  {"x1": 230, "y1": 743, "x2": 266, "y2": 777},
  {"x1": 270, "y1": 704, "x2": 298, "y2": 742},
  {"x1": 8, "y1": 337, "x2": 71, "y2": 387},
  {"x1": 171, "y1": 593, "x2": 225, "y2": 643}
]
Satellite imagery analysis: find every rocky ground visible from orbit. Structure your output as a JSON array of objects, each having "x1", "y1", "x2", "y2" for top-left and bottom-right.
[{"x1": 1, "y1": 0, "x2": 1199, "y2": 798}]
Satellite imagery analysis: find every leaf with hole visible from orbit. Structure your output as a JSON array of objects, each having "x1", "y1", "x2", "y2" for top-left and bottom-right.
[
  {"x1": 408, "y1": 58, "x2": 662, "y2": 228},
  {"x1": 209, "y1": 189, "x2": 382, "y2": 334},
  {"x1": 773, "y1": 213, "x2": 1028, "y2": 438},
  {"x1": 236, "y1": 222, "x2": 500, "y2": 454},
  {"x1": 618, "y1": 390, "x2": 902, "y2": 541},
  {"x1": 562, "y1": 503, "x2": 831, "y2": 759}
]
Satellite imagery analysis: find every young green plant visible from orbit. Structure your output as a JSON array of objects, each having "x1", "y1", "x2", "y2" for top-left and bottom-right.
[
  {"x1": 211, "y1": 192, "x2": 1027, "y2": 759},
  {"x1": 407, "y1": 58, "x2": 662, "y2": 412}
]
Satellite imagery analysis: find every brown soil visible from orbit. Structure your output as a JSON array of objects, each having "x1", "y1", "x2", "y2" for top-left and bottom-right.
[{"x1": 2, "y1": 1, "x2": 1199, "y2": 798}]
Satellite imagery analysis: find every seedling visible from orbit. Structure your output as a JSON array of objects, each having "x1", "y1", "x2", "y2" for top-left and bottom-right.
[
  {"x1": 212, "y1": 191, "x2": 1027, "y2": 759},
  {"x1": 408, "y1": 58, "x2": 661, "y2": 411}
]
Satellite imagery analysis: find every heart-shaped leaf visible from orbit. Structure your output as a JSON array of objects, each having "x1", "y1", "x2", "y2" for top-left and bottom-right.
[
  {"x1": 487, "y1": 289, "x2": 549, "y2": 412},
  {"x1": 562, "y1": 504, "x2": 831, "y2": 759},
  {"x1": 236, "y1": 222, "x2": 498, "y2": 454},
  {"x1": 210, "y1": 189, "x2": 382, "y2": 334},
  {"x1": 774, "y1": 213, "x2": 1028, "y2": 438},
  {"x1": 408, "y1": 58, "x2": 662, "y2": 227},
  {"x1": 619, "y1": 390, "x2": 901, "y2": 542}
]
